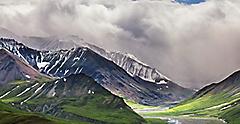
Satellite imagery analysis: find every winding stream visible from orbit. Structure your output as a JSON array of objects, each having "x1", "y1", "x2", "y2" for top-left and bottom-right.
[
  {"x1": 134, "y1": 107, "x2": 226, "y2": 124},
  {"x1": 144, "y1": 116, "x2": 226, "y2": 124}
]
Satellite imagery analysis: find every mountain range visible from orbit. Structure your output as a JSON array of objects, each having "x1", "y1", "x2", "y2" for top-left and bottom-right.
[
  {"x1": 0, "y1": 27, "x2": 193, "y2": 106},
  {"x1": 0, "y1": 28, "x2": 193, "y2": 123},
  {"x1": 0, "y1": 27, "x2": 174, "y2": 83},
  {"x1": 0, "y1": 46, "x2": 144, "y2": 123}
]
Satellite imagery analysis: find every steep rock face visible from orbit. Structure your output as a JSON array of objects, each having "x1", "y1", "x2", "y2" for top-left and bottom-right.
[
  {"x1": 0, "y1": 38, "x2": 193, "y2": 105},
  {"x1": 0, "y1": 74, "x2": 144, "y2": 124},
  {"x1": 0, "y1": 38, "x2": 42, "y2": 69},
  {"x1": 0, "y1": 48, "x2": 41, "y2": 84}
]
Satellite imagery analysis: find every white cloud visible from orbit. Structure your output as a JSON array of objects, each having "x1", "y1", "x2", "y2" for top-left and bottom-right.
[{"x1": 0, "y1": 0, "x2": 240, "y2": 88}]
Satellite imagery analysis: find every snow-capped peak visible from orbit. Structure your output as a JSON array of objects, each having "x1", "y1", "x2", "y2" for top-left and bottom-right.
[
  {"x1": 0, "y1": 29, "x2": 170, "y2": 84},
  {"x1": 87, "y1": 45, "x2": 170, "y2": 82},
  {"x1": 114, "y1": 51, "x2": 149, "y2": 67}
]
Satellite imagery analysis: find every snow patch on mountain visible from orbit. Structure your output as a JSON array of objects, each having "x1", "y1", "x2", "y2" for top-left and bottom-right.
[
  {"x1": 25, "y1": 74, "x2": 31, "y2": 79},
  {"x1": 17, "y1": 87, "x2": 31, "y2": 97},
  {"x1": 37, "y1": 62, "x2": 50, "y2": 69},
  {"x1": 157, "y1": 80, "x2": 168, "y2": 84}
]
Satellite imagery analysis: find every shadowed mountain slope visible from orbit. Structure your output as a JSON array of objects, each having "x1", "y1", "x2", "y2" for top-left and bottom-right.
[{"x1": 0, "y1": 48, "x2": 44, "y2": 85}]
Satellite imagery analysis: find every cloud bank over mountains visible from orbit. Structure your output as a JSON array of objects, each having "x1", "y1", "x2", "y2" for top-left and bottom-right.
[{"x1": 0, "y1": 0, "x2": 240, "y2": 88}]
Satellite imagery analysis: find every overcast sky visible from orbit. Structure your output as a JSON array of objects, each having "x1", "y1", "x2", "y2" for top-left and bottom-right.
[{"x1": 0, "y1": 0, "x2": 240, "y2": 89}]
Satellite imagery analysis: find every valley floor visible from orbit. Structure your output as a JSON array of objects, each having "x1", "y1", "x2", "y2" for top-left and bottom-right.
[
  {"x1": 125, "y1": 100, "x2": 228, "y2": 124},
  {"x1": 137, "y1": 108, "x2": 226, "y2": 124}
]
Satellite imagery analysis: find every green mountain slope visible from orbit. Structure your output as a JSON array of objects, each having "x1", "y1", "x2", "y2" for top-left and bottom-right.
[
  {"x1": 144, "y1": 70, "x2": 240, "y2": 124},
  {"x1": 0, "y1": 101, "x2": 57, "y2": 124},
  {"x1": 0, "y1": 74, "x2": 145, "y2": 124}
]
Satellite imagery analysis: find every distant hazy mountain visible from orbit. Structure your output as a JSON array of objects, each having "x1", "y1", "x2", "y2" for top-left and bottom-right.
[
  {"x1": 0, "y1": 37, "x2": 193, "y2": 106},
  {"x1": 22, "y1": 35, "x2": 86, "y2": 51},
  {"x1": 0, "y1": 27, "x2": 20, "y2": 39}
]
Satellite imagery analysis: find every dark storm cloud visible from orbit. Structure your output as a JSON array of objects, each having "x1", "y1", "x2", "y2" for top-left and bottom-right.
[{"x1": 0, "y1": 0, "x2": 240, "y2": 88}]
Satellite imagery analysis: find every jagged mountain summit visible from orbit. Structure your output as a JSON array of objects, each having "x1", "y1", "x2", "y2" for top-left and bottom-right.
[
  {"x1": 0, "y1": 27, "x2": 170, "y2": 83},
  {"x1": 25, "y1": 36, "x2": 170, "y2": 83},
  {"x1": 86, "y1": 44, "x2": 169, "y2": 83},
  {"x1": 0, "y1": 37, "x2": 193, "y2": 106}
]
